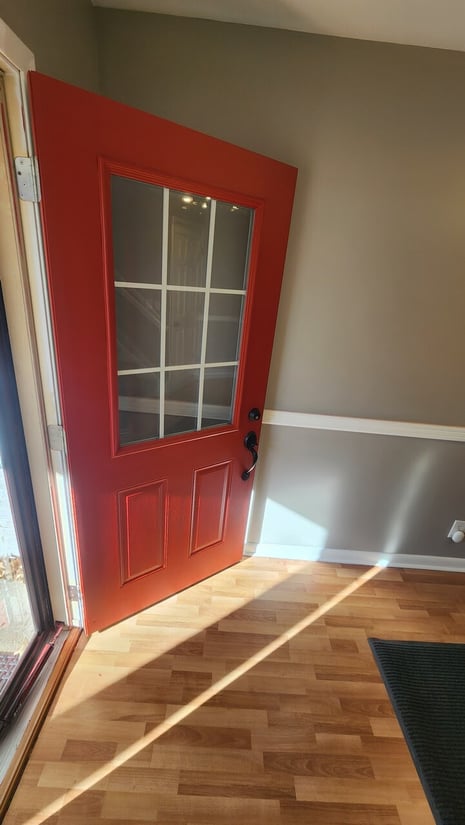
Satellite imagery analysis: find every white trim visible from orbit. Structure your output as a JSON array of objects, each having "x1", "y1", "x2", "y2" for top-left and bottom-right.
[
  {"x1": 115, "y1": 281, "x2": 245, "y2": 295},
  {"x1": 118, "y1": 367, "x2": 161, "y2": 376},
  {"x1": 244, "y1": 542, "x2": 465, "y2": 573},
  {"x1": 0, "y1": 18, "x2": 34, "y2": 73},
  {"x1": 263, "y1": 409, "x2": 465, "y2": 443},
  {"x1": 118, "y1": 360, "x2": 238, "y2": 376},
  {"x1": 120, "y1": 395, "x2": 229, "y2": 419},
  {"x1": 0, "y1": 19, "x2": 79, "y2": 623},
  {"x1": 115, "y1": 281, "x2": 161, "y2": 290},
  {"x1": 158, "y1": 187, "x2": 169, "y2": 438}
]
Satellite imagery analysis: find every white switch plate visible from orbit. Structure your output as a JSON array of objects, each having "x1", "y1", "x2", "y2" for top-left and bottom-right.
[{"x1": 448, "y1": 520, "x2": 465, "y2": 538}]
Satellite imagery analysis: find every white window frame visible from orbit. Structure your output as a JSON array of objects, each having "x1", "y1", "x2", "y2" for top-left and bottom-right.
[{"x1": 0, "y1": 19, "x2": 81, "y2": 625}]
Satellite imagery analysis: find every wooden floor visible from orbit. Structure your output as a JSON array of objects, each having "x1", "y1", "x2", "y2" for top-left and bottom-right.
[{"x1": 5, "y1": 556, "x2": 465, "y2": 824}]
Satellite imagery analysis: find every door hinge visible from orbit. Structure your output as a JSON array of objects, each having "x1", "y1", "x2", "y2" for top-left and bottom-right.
[
  {"x1": 48, "y1": 424, "x2": 66, "y2": 452},
  {"x1": 14, "y1": 156, "x2": 41, "y2": 202},
  {"x1": 67, "y1": 584, "x2": 82, "y2": 603}
]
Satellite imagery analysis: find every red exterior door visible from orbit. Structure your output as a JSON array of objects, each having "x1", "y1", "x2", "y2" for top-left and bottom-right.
[{"x1": 29, "y1": 72, "x2": 297, "y2": 634}]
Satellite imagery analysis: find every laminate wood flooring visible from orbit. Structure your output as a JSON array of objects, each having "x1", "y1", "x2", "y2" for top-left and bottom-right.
[{"x1": 6, "y1": 557, "x2": 465, "y2": 824}]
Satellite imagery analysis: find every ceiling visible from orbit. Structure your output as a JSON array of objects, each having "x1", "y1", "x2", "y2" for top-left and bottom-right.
[{"x1": 92, "y1": 0, "x2": 465, "y2": 53}]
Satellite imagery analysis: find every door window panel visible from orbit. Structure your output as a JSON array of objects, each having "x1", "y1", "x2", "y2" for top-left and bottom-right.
[
  {"x1": 168, "y1": 190, "x2": 210, "y2": 287},
  {"x1": 165, "y1": 291, "x2": 204, "y2": 367},
  {"x1": 118, "y1": 373, "x2": 160, "y2": 445},
  {"x1": 110, "y1": 176, "x2": 254, "y2": 447},
  {"x1": 211, "y1": 201, "x2": 252, "y2": 290},
  {"x1": 164, "y1": 369, "x2": 200, "y2": 437},
  {"x1": 206, "y1": 293, "x2": 244, "y2": 364},
  {"x1": 115, "y1": 287, "x2": 161, "y2": 372},
  {"x1": 201, "y1": 366, "x2": 237, "y2": 429},
  {"x1": 111, "y1": 176, "x2": 163, "y2": 284}
]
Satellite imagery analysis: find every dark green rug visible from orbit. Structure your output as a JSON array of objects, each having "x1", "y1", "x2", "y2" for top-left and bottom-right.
[{"x1": 369, "y1": 639, "x2": 465, "y2": 825}]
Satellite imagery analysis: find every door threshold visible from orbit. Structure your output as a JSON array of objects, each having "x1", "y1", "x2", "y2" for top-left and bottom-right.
[{"x1": 0, "y1": 626, "x2": 81, "y2": 818}]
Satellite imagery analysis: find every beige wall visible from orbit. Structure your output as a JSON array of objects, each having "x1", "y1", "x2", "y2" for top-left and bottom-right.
[
  {"x1": 96, "y1": 11, "x2": 465, "y2": 425},
  {"x1": 4, "y1": 4, "x2": 465, "y2": 560},
  {"x1": 95, "y1": 10, "x2": 465, "y2": 559},
  {"x1": 0, "y1": 0, "x2": 100, "y2": 91}
]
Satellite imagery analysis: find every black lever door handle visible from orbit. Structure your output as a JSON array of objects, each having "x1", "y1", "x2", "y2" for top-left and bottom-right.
[{"x1": 242, "y1": 431, "x2": 258, "y2": 481}]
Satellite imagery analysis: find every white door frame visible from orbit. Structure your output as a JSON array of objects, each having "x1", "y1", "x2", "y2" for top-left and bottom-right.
[{"x1": 0, "y1": 19, "x2": 81, "y2": 625}]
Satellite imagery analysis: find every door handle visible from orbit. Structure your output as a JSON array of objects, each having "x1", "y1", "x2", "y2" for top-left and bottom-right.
[{"x1": 242, "y1": 431, "x2": 258, "y2": 481}]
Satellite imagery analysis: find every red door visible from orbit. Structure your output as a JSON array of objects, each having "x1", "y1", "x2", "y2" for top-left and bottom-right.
[{"x1": 29, "y1": 72, "x2": 297, "y2": 633}]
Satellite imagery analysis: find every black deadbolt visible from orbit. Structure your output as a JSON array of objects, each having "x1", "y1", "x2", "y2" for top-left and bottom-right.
[{"x1": 248, "y1": 407, "x2": 261, "y2": 421}]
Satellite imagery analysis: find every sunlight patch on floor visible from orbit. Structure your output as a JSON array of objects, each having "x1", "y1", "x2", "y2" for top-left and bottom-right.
[
  {"x1": 25, "y1": 562, "x2": 385, "y2": 824},
  {"x1": 54, "y1": 555, "x2": 313, "y2": 713}
]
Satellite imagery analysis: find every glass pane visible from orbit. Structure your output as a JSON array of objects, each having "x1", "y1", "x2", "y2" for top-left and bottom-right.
[
  {"x1": 110, "y1": 177, "x2": 256, "y2": 447},
  {"x1": 165, "y1": 369, "x2": 200, "y2": 436},
  {"x1": 0, "y1": 457, "x2": 36, "y2": 691},
  {"x1": 111, "y1": 176, "x2": 163, "y2": 284},
  {"x1": 115, "y1": 287, "x2": 161, "y2": 371},
  {"x1": 166, "y1": 291, "x2": 204, "y2": 366},
  {"x1": 119, "y1": 373, "x2": 160, "y2": 445},
  {"x1": 206, "y1": 293, "x2": 244, "y2": 363},
  {"x1": 202, "y1": 366, "x2": 237, "y2": 428},
  {"x1": 168, "y1": 190, "x2": 210, "y2": 286},
  {"x1": 211, "y1": 202, "x2": 253, "y2": 290}
]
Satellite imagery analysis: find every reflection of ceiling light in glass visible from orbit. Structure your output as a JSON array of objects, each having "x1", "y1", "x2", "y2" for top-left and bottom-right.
[
  {"x1": 201, "y1": 202, "x2": 208, "y2": 209},
  {"x1": 182, "y1": 195, "x2": 193, "y2": 203},
  {"x1": 206, "y1": 196, "x2": 211, "y2": 201},
  {"x1": 231, "y1": 205, "x2": 239, "y2": 212}
]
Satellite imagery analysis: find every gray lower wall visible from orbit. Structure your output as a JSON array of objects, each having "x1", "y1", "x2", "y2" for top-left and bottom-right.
[
  {"x1": 95, "y1": 10, "x2": 465, "y2": 560},
  {"x1": 0, "y1": 0, "x2": 100, "y2": 91},
  {"x1": 248, "y1": 426, "x2": 465, "y2": 559}
]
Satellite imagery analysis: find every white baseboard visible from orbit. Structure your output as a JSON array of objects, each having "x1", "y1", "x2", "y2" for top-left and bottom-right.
[{"x1": 244, "y1": 543, "x2": 465, "y2": 573}]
